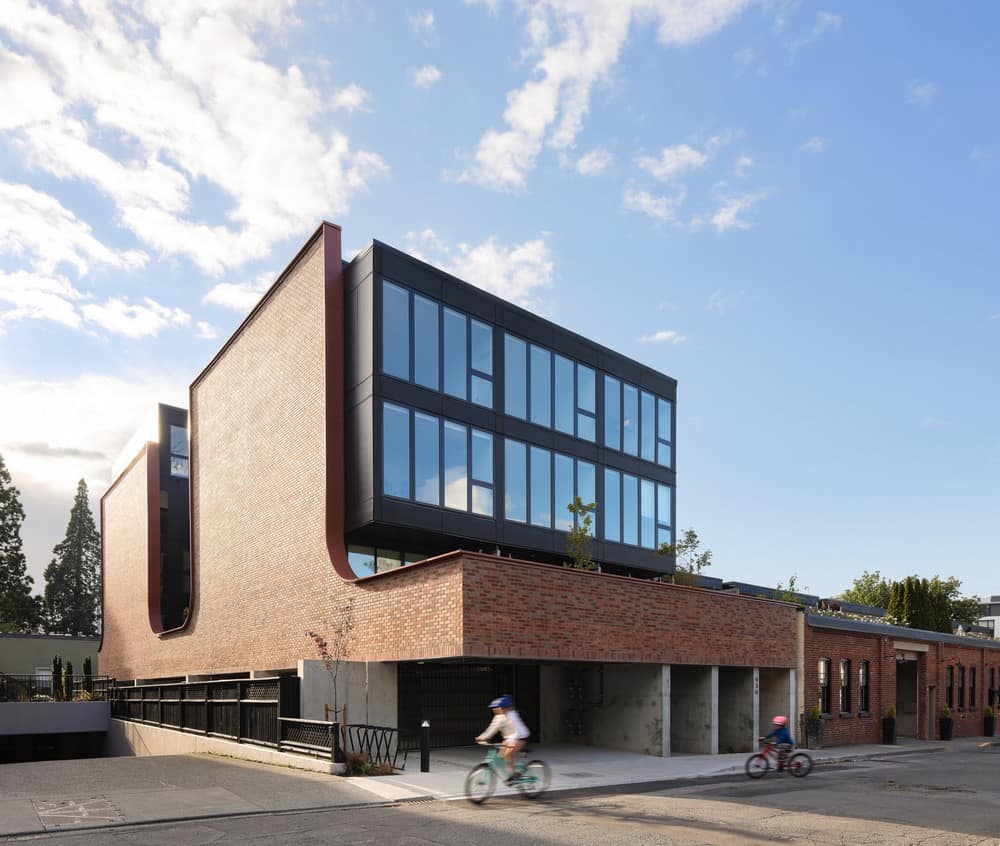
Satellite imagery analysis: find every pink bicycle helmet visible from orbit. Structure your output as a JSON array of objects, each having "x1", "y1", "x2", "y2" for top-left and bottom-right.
[{"x1": 772, "y1": 715, "x2": 788, "y2": 726}]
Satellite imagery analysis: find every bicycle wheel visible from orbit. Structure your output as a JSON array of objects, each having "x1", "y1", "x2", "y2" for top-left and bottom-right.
[
  {"x1": 515, "y1": 759, "x2": 551, "y2": 799},
  {"x1": 787, "y1": 752, "x2": 813, "y2": 778},
  {"x1": 745, "y1": 753, "x2": 770, "y2": 779},
  {"x1": 465, "y1": 763, "x2": 496, "y2": 804}
]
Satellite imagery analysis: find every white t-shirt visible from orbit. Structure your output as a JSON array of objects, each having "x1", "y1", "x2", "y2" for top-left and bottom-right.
[{"x1": 477, "y1": 709, "x2": 530, "y2": 742}]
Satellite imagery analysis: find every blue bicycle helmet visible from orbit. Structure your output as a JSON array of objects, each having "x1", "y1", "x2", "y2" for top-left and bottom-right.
[{"x1": 489, "y1": 695, "x2": 513, "y2": 709}]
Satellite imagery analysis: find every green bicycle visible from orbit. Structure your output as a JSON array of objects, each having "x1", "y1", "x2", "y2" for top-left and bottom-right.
[{"x1": 464, "y1": 742, "x2": 551, "y2": 804}]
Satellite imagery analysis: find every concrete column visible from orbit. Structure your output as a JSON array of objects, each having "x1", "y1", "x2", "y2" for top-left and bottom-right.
[
  {"x1": 788, "y1": 668, "x2": 796, "y2": 732},
  {"x1": 661, "y1": 665, "x2": 671, "y2": 758},
  {"x1": 753, "y1": 667, "x2": 760, "y2": 743},
  {"x1": 711, "y1": 666, "x2": 719, "y2": 755}
]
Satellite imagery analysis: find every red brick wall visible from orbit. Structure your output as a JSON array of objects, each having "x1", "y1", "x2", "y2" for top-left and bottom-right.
[{"x1": 804, "y1": 622, "x2": 1000, "y2": 744}]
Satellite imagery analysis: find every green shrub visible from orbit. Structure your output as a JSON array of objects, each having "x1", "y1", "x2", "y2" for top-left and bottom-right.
[
  {"x1": 887, "y1": 704, "x2": 896, "y2": 719},
  {"x1": 985, "y1": 706, "x2": 994, "y2": 718},
  {"x1": 941, "y1": 705, "x2": 952, "y2": 719},
  {"x1": 807, "y1": 705, "x2": 822, "y2": 721},
  {"x1": 343, "y1": 752, "x2": 394, "y2": 777}
]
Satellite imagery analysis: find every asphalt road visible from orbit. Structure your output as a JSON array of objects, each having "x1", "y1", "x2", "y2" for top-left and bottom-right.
[{"x1": 7, "y1": 745, "x2": 998, "y2": 845}]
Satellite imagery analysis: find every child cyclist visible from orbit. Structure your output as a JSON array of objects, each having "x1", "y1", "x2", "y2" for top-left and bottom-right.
[
  {"x1": 763, "y1": 715, "x2": 794, "y2": 767},
  {"x1": 475, "y1": 695, "x2": 531, "y2": 784}
]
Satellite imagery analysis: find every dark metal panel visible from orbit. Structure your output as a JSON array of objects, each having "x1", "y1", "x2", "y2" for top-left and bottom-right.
[{"x1": 500, "y1": 522, "x2": 556, "y2": 553}]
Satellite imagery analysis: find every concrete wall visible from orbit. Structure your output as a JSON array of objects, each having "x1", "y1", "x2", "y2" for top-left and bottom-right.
[
  {"x1": 759, "y1": 667, "x2": 792, "y2": 740},
  {"x1": 584, "y1": 664, "x2": 664, "y2": 756},
  {"x1": 299, "y1": 659, "x2": 396, "y2": 727},
  {"x1": 0, "y1": 635, "x2": 100, "y2": 675},
  {"x1": 0, "y1": 702, "x2": 109, "y2": 735},
  {"x1": 104, "y1": 719, "x2": 340, "y2": 774},
  {"x1": 718, "y1": 667, "x2": 754, "y2": 753},
  {"x1": 670, "y1": 665, "x2": 712, "y2": 754}
]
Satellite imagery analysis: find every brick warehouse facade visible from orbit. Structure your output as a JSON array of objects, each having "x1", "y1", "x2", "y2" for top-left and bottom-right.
[
  {"x1": 801, "y1": 615, "x2": 1000, "y2": 746},
  {"x1": 100, "y1": 221, "x2": 998, "y2": 757}
]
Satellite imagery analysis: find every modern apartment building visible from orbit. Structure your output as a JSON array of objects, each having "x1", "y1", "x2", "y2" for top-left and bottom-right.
[{"x1": 100, "y1": 222, "x2": 800, "y2": 759}]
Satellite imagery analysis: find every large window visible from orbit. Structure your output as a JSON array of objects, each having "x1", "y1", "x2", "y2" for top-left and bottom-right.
[
  {"x1": 347, "y1": 545, "x2": 427, "y2": 578},
  {"x1": 169, "y1": 425, "x2": 189, "y2": 478},
  {"x1": 946, "y1": 666, "x2": 954, "y2": 709},
  {"x1": 858, "y1": 661, "x2": 870, "y2": 712},
  {"x1": 603, "y1": 375, "x2": 673, "y2": 468},
  {"x1": 505, "y1": 334, "x2": 596, "y2": 442},
  {"x1": 990, "y1": 668, "x2": 996, "y2": 709},
  {"x1": 382, "y1": 403, "x2": 494, "y2": 516},
  {"x1": 818, "y1": 658, "x2": 831, "y2": 714},
  {"x1": 601, "y1": 471, "x2": 673, "y2": 550},
  {"x1": 504, "y1": 439, "x2": 595, "y2": 531},
  {"x1": 839, "y1": 659, "x2": 851, "y2": 713},
  {"x1": 959, "y1": 665, "x2": 966, "y2": 709},
  {"x1": 381, "y1": 280, "x2": 493, "y2": 407},
  {"x1": 970, "y1": 667, "x2": 977, "y2": 710}
]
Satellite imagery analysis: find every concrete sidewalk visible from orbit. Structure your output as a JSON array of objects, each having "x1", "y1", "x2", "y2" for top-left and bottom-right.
[{"x1": 0, "y1": 738, "x2": 955, "y2": 838}]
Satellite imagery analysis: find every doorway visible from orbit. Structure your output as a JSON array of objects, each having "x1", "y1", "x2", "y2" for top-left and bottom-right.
[{"x1": 895, "y1": 658, "x2": 919, "y2": 737}]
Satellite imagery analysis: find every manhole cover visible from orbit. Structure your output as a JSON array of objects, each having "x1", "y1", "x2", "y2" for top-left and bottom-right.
[
  {"x1": 559, "y1": 771, "x2": 601, "y2": 778},
  {"x1": 33, "y1": 796, "x2": 124, "y2": 829}
]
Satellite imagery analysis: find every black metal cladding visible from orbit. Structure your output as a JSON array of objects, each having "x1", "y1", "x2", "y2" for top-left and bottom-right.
[{"x1": 343, "y1": 241, "x2": 677, "y2": 576}]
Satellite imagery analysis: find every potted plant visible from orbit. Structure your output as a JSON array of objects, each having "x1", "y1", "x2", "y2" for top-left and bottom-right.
[
  {"x1": 805, "y1": 705, "x2": 823, "y2": 750},
  {"x1": 882, "y1": 704, "x2": 897, "y2": 745},
  {"x1": 940, "y1": 705, "x2": 953, "y2": 741},
  {"x1": 984, "y1": 706, "x2": 995, "y2": 738}
]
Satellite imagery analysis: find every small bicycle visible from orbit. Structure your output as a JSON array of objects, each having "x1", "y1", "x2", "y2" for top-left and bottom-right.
[
  {"x1": 464, "y1": 742, "x2": 552, "y2": 804},
  {"x1": 745, "y1": 738, "x2": 813, "y2": 778}
]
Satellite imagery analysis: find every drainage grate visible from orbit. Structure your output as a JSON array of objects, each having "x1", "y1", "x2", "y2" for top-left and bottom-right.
[{"x1": 33, "y1": 796, "x2": 124, "y2": 829}]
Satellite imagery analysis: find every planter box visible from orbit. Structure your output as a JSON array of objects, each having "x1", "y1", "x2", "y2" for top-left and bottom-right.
[
  {"x1": 984, "y1": 715, "x2": 995, "y2": 737},
  {"x1": 805, "y1": 719, "x2": 823, "y2": 750},
  {"x1": 939, "y1": 717, "x2": 953, "y2": 741},
  {"x1": 881, "y1": 717, "x2": 896, "y2": 745}
]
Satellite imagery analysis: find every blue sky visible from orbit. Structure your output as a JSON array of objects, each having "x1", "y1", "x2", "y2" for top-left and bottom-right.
[{"x1": 1, "y1": 1, "x2": 997, "y2": 601}]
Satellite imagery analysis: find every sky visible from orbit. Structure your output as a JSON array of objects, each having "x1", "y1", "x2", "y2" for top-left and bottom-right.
[{"x1": 1, "y1": 0, "x2": 998, "y2": 603}]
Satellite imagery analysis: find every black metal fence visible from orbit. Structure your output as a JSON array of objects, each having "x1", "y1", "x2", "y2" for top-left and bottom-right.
[
  {"x1": 107, "y1": 676, "x2": 345, "y2": 757},
  {"x1": 345, "y1": 724, "x2": 418, "y2": 770},
  {"x1": 0, "y1": 674, "x2": 112, "y2": 702}
]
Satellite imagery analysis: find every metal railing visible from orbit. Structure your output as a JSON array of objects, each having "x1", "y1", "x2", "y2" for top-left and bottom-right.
[
  {"x1": 278, "y1": 717, "x2": 342, "y2": 761},
  {"x1": 346, "y1": 724, "x2": 416, "y2": 770},
  {"x1": 110, "y1": 676, "x2": 300, "y2": 750},
  {"x1": 0, "y1": 674, "x2": 111, "y2": 702}
]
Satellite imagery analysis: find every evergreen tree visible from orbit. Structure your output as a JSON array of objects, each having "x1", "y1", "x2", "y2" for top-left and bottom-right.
[
  {"x1": 886, "y1": 581, "x2": 903, "y2": 625},
  {"x1": 44, "y1": 479, "x2": 101, "y2": 636},
  {"x1": 0, "y1": 451, "x2": 42, "y2": 632}
]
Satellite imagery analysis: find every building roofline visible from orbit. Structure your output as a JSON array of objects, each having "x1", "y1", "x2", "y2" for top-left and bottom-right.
[
  {"x1": 806, "y1": 613, "x2": 1000, "y2": 650},
  {"x1": 371, "y1": 238, "x2": 678, "y2": 389}
]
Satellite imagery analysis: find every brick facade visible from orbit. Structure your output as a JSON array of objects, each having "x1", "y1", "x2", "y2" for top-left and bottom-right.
[{"x1": 803, "y1": 618, "x2": 1000, "y2": 744}]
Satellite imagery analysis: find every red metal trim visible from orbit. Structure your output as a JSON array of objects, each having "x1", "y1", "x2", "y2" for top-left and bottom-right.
[{"x1": 323, "y1": 222, "x2": 355, "y2": 581}]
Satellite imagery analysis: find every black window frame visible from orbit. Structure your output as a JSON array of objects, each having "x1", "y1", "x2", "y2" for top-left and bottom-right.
[
  {"x1": 858, "y1": 660, "x2": 870, "y2": 712},
  {"x1": 970, "y1": 666, "x2": 977, "y2": 711},
  {"x1": 959, "y1": 665, "x2": 966, "y2": 709},
  {"x1": 839, "y1": 659, "x2": 851, "y2": 713},
  {"x1": 946, "y1": 665, "x2": 954, "y2": 709},
  {"x1": 818, "y1": 658, "x2": 831, "y2": 715}
]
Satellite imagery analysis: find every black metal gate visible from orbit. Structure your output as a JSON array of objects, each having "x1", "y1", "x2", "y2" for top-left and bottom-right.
[{"x1": 397, "y1": 662, "x2": 539, "y2": 748}]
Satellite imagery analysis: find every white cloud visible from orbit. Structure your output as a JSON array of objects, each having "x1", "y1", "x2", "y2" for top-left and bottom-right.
[
  {"x1": 404, "y1": 229, "x2": 553, "y2": 308},
  {"x1": 202, "y1": 271, "x2": 274, "y2": 312},
  {"x1": 622, "y1": 183, "x2": 684, "y2": 223},
  {"x1": 906, "y1": 80, "x2": 939, "y2": 106},
  {"x1": 0, "y1": 180, "x2": 147, "y2": 276},
  {"x1": 566, "y1": 147, "x2": 614, "y2": 175},
  {"x1": 195, "y1": 321, "x2": 218, "y2": 339},
  {"x1": 0, "y1": 2, "x2": 387, "y2": 276},
  {"x1": 636, "y1": 144, "x2": 708, "y2": 182},
  {"x1": 734, "y1": 154, "x2": 753, "y2": 176},
  {"x1": 331, "y1": 83, "x2": 372, "y2": 112},
  {"x1": 711, "y1": 191, "x2": 768, "y2": 232},
  {"x1": 81, "y1": 296, "x2": 191, "y2": 338},
  {"x1": 410, "y1": 64, "x2": 443, "y2": 89},
  {"x1": 409, "y1": 10, "x2": 435, "y2": 36},
  {"x1": 798, "y1": 136, "x2": 824, "y2": 153},
  {"x1": 459, "y1": 0, "x2": 748, "y2": 191},
  {"x1": 0, "y1": 270, "x2": 85, "y2": 330},
  {"x1": 789, "y1": 10, "x2": 842, "y2": 53},
  {"x1": 639, "y1": 330, "x2": 686, "y2": 344}
]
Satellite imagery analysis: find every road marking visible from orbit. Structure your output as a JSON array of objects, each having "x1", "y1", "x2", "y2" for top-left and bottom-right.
[{"x1": 33, "y1": 796, "x2": 124, "y2": 829}]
